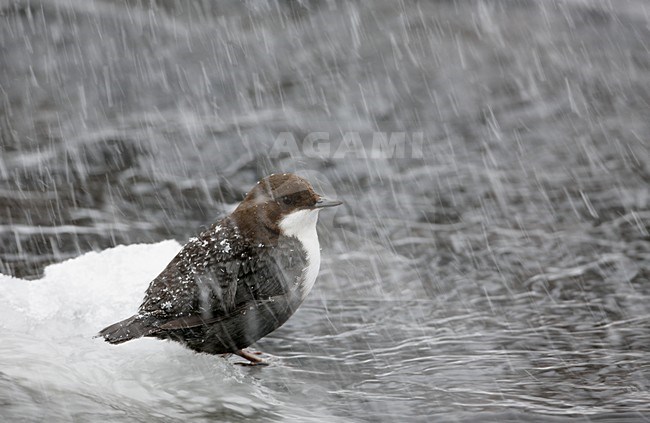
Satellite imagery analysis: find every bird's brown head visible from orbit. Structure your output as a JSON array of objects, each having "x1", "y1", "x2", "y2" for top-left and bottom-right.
[{"x1": 232, "y1": 173, "x2": 341, "y2": 243}]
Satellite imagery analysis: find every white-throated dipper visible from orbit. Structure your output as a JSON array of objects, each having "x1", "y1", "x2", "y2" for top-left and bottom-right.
[{"x1": 98, "y1": 173, "x2": 341, "y2": 364}]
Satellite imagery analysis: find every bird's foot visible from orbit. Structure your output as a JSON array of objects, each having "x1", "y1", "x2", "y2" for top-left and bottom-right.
[{"x1": 233, "y1": 349, "x2": 269, "y2": 366}]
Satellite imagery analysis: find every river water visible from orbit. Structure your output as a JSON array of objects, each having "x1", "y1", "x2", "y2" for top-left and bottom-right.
[{"x1": 1, "y1": 0, "x2": 649, "y2": 421}]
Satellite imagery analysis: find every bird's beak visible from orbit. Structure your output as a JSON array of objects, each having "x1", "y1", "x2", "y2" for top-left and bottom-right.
[{"x1": 313, "y1": 196, "x2": 343, "y2": 209}]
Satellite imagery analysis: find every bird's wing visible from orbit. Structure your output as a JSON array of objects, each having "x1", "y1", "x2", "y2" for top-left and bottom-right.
[
  {"x1": 232, "y1": 235, "x2": 307, "y2": 304},
  {"x1": 157, "y1": 296, "x2": 290, "y2": 330},
  {"x1": 138, "y1": 220, "x2": 246, "y2": 319},
  {"x1": 144, "y1": 235, "x2": 308, "y2": 330}
]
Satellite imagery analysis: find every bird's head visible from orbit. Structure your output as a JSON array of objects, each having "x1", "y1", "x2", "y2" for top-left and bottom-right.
[{"x1": 233, "y1": 173, "x2": 341, "y2": 241}]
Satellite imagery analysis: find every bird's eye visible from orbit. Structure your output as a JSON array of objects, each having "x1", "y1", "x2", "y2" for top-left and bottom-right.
[{"x1": 282, "y1": 196, "x2": 293, "y2": 205}]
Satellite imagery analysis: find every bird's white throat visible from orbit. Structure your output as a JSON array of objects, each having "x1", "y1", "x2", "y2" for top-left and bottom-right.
[{"x1": 278, "y1": 209, "x2": 321, "y2": 298}]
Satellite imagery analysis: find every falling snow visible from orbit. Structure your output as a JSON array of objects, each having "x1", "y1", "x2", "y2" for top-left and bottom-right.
[
  {"x1": 220, "y1": 238, "x2": 231, "y2": 253},
  {"x1": 1, "y1": 0, "x2": 650, "y2": 422}
]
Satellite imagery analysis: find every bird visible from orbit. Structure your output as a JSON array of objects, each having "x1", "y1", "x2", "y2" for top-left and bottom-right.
[{"x1": 98, "y1": 173, "x2": 341, "y2": 365}]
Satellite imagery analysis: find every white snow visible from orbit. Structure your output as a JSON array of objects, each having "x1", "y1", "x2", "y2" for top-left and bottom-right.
[
  {"x1": 1, "y1": 241, "x2": 182, "y2": 327},
  {"x1": 0, "y1": 241, "x2": 279, "y2": 419}
]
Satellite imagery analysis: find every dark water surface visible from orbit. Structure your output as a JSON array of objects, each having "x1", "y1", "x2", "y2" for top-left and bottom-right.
[{"x1": 1, "y1": 0, "x2": 649, "y2": 421}]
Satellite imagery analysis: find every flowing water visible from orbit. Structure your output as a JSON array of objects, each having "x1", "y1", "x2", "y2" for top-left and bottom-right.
[{"x1": 1, "y1": 0, "x2": 649, "y2": 421}]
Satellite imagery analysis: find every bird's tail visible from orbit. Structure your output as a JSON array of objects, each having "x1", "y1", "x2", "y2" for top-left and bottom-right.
[{"x1": 97, "y1": 315, "x2": 159, "y2": 344}]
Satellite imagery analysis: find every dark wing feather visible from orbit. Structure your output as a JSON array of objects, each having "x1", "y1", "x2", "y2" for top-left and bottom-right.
[
  {"x1": 156, "y1": 235, "x2": 307, "y2": 330},
  {"x1": 137, "y1": 220, "x2": 307, "y2": 328},
  {"x1": 138, "y1": 219, "x2": 246, "y2": 319},
  {"x1": 158, "y1": 297, "x2": 282, "y2": 330}
]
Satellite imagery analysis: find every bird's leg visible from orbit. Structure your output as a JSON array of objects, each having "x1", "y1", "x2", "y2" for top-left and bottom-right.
[{"x1": 234, "y1": 349, "x2": 268, "y2": 366}]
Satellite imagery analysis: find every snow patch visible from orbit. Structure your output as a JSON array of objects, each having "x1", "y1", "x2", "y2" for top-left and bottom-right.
[{"x1": 1, "y1": 241, "x2": 182, "y2": 329}]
